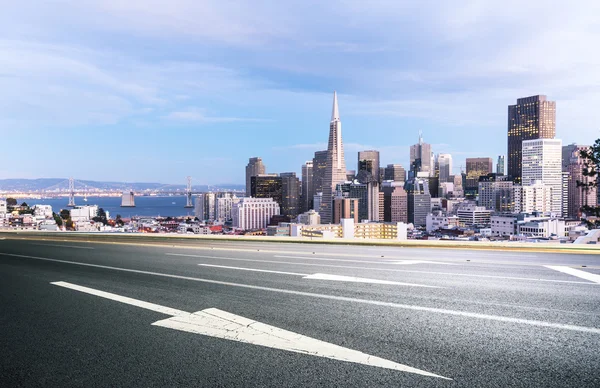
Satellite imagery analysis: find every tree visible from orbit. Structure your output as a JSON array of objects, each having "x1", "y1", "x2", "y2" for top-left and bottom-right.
[
  {"x1": 6, "y1": 198, "x2": 17, "y2": 207},
  {"x1": 21, "y1": 202, "x2": 28, "y2": 208},
  {"x1": 578, "y1": 138, "x2": 600, "y2": 228},
  {"x1": 52, "y1": 212, "x2": 63, "y2": 227},
  {"x1": 65, "y1": 219, "x2": 75, "y2": 230},
  {"x1": 92, "y1": 208, "x2": 108, "y2": 225},
  {"x1": 60, "y1": 209, "x2": 70, "y2": 220}
]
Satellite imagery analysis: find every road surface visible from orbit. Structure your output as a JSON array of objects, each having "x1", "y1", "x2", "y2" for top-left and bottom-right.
[{"x1": 1, "y1": 237, "x2": 599, "y2": 387}]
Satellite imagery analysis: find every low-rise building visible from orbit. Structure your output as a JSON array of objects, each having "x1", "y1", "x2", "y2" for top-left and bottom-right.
[
  {"x1": 70, "y1": 205, "x2": 99, "y2": 222},
  {"x1": 426, "y1": 211, "x2": 460, "y2": 233},
  {"x1": 33, "y1": 204, "x2": 53, "y2": 218},
  {"x1": 456, "y1": 205, "x2": 491, "y2": 227},
  {"x1": 517, "y1": 218, "x2": 566, "y2": 238},
  {"x1": 232, "y1": 197, "x2": 280, "y2": 231},
  {"x1": 297, "y1": 209, "x2": 321, "y2": 225},
  {"x1": 0, "y1": 199, "x2": 7, "y2": 216}
]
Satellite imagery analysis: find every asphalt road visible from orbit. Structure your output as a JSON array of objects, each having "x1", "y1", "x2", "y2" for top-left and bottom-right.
[{"x1": 1, "y1": 236, "x2": 599, "y2": 387}]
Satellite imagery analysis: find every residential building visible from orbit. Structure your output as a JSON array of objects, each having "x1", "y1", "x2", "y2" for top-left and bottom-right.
[
  {"x1": 70, "y1": 205, "x2": 98, "y2": 222},
  {"x1": 437, "y1": 154, "x2": 452, "y2": 183},
  {"x1": 405, "y1": 178, "x2": 431, "y2": 226},
  {"x1": 465, "y1": 157, "x2": 493, "y2": 198},
  {"x1": 456, "y1": 204, "x2": 491, "y2": 227},
  {"x1": 478, "y1": 174, "x2": 514, "y2": 212},
  {"x1": 281, "y1": 172, "x2": 301, "y2": 219},
  {"x1": 384, "y1": 164, "x2": 406, "y2": 182},
  {"x1": 507, "y1": 95, "x2": 556, "y2": 184},
  {"x1": 357, "y1": 150, "x2": 380, "y2": 183},
  {"x1": 497, "y1": 155, "x2": 505, "y2": 175},
  {"x1": 381, "y1": 184, "x2": 408, "y2": 223},
  {"x1": 301, "y1": 161, "x2": 314, "y2": 212},
  {"x1": 232, "y1": 198, "x2": 280, "y2": 230},
  {"x1": 514, "y1": 182, "x2": 553, "y2": 214},
  {"x1": 215, "y1": 193, "x2": 240, "y2": 222},
  {"x1": 195, "y1": 193, "x2": 216, "y2": 221},
  {"x1": 245, "y1": 157, "x2": 266, "y2": 196},
  {"x1": 297, "y1": 209, "x2": 321, "y2": 225},
  {"x1": 409, "y1": 132, "x2": 433, "y2": 177},
  {"x1": 333, "y1": 197, "x2": 359, "y2": 223},
  {"x1": 522, "y1": 138, "x2": 562, "y2": 214},
  {"x1": 426, "y1": 211, "x2": 459, "y2": 233},
  {"x1": 320, "y1": 91, "x2": 347, "y2": 223},
  {"x1": 32, "y1": 204, "x2": 53, "y2": 218},
  {"x1": 564, "y1": 145, "x2": 598, "y2": 218},
  {"x1": 251, "y1": 174, "x2": 282, "y2": 208}
]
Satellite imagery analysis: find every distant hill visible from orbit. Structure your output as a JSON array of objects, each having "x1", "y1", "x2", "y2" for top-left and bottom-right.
[{"x1": 0, "y1": 178, "x2": 244, "y2": 192}]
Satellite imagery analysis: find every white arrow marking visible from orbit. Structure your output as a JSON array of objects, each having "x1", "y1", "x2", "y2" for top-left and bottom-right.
[
  {"x1": 544, "y1": 266, "x2": 600, "y2": 284},
  {"x1": 51, "y1": 281, "x2": 450, "y2": 380},
  {"x1": 198, "y1": 264, "x2": 442, "y2": 288},
  {"x1": 390, "y1": 260, "x2": 457, "y2": 265}
]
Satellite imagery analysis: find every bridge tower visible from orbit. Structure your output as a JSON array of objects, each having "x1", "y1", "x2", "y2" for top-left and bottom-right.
[
  {"x1": 185, "y1": 176, "x2": 194, "y2": 208},
  {"x1": 67, "y1": 177, "x2": 76, "y2": 207}
]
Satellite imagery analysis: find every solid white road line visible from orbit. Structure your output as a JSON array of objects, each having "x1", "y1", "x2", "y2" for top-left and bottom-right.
[
  {"x1": 51, "y1": 281, "x2": 187, "y2": 316},
  {"x1": 4, "y1": 253, "x2": 600, "y2": 334},
  {"x1": 167, "y1": 253, "x2": 598, "y2": 285},
  {"x1": 544, "y1": 266, "x2": 600, "y2": 284},
  {"x1": 390, "y1": 260, "x2": 457, "y2": 265},
  {"x1": 198, "y1": 263, "x2": 307, "y2": 276},
  {"x1": 274, "y1": 255, "x2": 390, "y2": 264},
  {"x1": 303, "y1": 273, "x2": 441, "y2": 287},
  {"x1": 31, "y1": 243, "x2": 95, "y2": 250},
  {"x1": 197, "y1": 263, "x2": 441, "y2": 287},
  {"x1": 51, "y1": 281, "x2": 449, "y2": 379}
]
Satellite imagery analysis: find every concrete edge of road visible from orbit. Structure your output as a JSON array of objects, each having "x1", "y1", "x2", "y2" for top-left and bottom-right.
[{"x1": 1, "y1": 230, "x2": 600, "y2": 254}]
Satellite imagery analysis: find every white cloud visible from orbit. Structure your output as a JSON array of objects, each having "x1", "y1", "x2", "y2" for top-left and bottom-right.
[{"x1": 163, "y1": 108, "x2": 267, "y2": 123}]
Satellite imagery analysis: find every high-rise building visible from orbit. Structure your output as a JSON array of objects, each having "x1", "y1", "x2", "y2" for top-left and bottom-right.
[
  {"x1": 312, "y1": 150, "x2": 328, "y2": 197},
  {"x1": 281, "y1": 172, "x2": 301, "y2": 219},
  {"x1": 381, "y1": 184, "x2": 408, "y2": 223},
  {"x1": 513, "y1": 182, "x2": 553, "y2": 214},
  {"x1": 333, "y1": 197, "x2": 359, "y2": 223},
  {"x1": 215, "y1": 193, "x2": 240, "y2": 222},
  {"x1": 335, "y1": 180, "x2": 380, "y2": 222},
  {"x1": 562, "y1": 171, "x2": 570, "y2": 218},
  {"x1": 465, "y1": 158, "x2": 493, "y2": 198},
  {"x1": 320, "y1": 91, "x2": 347, "y2": 223},
  {"x1": 357, "y1": 150, "x2": 380, "y2": 183},
  {"x1": 522, "y1": 139, "x2": 562, "y2": 214},
  {"x1": 195, "y1": 192, "x2": 216, "y2": 221},
  {"x1": 497, "y1": 155, "x2": 505, "y2": 175},
  {"x1": 409, "y1": 132, "x2": 433, "y2": 177},
  {"x1": 245, "y1": 157, "x2": 266, "y2": 196},
  {"x1": 437, "y1": 154, "x2": 452, "y2": 183},
  {"x1": 562, "y1": 143, "x2": 579, "y2": 171},
  {"x1": 384, "y1": 164, "x2": 406, "y2": 182},
  {"x1": 405, "y1": 178, "x2": 431, "y2": 226},
  {"x1": 564, "y1": 145, "x2": 598, "y2": 218},
  {"x1": 232, "y1": 198, "x2": 280, "y2": 230},
  {"x1": 250, "y1": 174, "x2": 282, "y2": 208},
  {"x1": 478, "y1": 174, "x2": 514, "y2": 212},
  {"x1": 301, "y1": 161, "x2": 314, "y2": 213},
  {"x1": 346, "y1": 170, "x2": 356, "y2": 181},
  {"x1": 507, "y1": 95, "x2": 556, "y2": 184}
]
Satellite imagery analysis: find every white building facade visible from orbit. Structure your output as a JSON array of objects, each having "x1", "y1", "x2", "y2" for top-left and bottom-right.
[
  {"x1": 232, "y1": 198, "x2": 280, "y2": 230},
  {"x1": 457, "y1": 205, "x2": 491, "y2": 226},
  {"x1": 521, "y1": 139, "x2": 562, "y2": 215},
  {"x1": 513, "y1": 182, "x2": 553, "y2": 214},
  {"x1": 70, "y1": 205, "x2": 98, "y2": 222},
  {"x1": 215, "y1": 194, "x2": 240, "y2": 222}
]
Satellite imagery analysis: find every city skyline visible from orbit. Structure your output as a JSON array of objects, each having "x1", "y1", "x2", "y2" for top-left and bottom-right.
[{"x1": 2, "y1": 1, "x2": 600, "y2": 184}]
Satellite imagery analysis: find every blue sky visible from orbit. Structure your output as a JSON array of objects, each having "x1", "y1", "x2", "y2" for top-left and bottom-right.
[{"x1": 1, "y1": 1, "x2": 599, "y2": 184}]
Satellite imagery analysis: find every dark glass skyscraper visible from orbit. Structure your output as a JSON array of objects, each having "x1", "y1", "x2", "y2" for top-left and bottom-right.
[{"x1": 507, "y1": 95, "x2": 556, "y2": 184}]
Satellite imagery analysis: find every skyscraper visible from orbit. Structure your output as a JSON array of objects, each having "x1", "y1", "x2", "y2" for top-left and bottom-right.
[
  {"x1": 320, "y1": 91, "x2": 347, "y2": 223},
  {"x1": 280, "y1": 172, "x2": 301, "y2": 219},
  {"x1": 437, "y1": 154, "x2": 452, "y2": 183},
  {"x1": 507, "y1": 95, "x2": 556, "y2": 184},
  {"x1": 497, "y1": 155, "x2": 505, "y2": 175},
  {"x1": 381, "y1": 183, "x2": 408, "y2": 223},
  {"x1": 384, "y1": 164, "x2": 406, "y2": 182},
  {"x1": 250, "y1": 174, "x2": 282, "y2": 208},
  {"x1": 522, "y1": 138, "x2": 562, "y2": 214},
  {"x1": 409, "y1": 132, "x2": 433, "y2": 177},
  {"x1": 465, "y1": 157, "x2": 493, "y2": 198},
  {"x1": 312, "y1": 150, "x2": 328, "y2": 198},
  {"x1": 245, "y1": 157, "x2": 266, "y2": 196},
  {"x1": 301, "y1": 161, "x2": 314, "y2": 212},
  {"x1": 357, "y1": 150, "x2": 380, "y2": 183}
]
